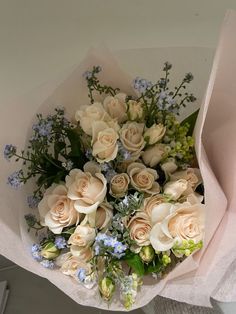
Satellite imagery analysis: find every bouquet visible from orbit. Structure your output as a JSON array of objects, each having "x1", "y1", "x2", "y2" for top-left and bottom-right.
[{"x1": 4, "y1": 62, "x2": 205, "y2": 309}]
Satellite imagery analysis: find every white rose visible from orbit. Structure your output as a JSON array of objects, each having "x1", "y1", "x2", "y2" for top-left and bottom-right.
[
  {"x1": 128, "y1": 211, "x2": 152, "y2": 246},
  {"x1": 66, "y1": 168, "x2": 107, "y2": 214},
  {"x1": 164, "y1": 179, "x2": 188, "y2": 200},
  {"x1": 170, "y1": 168, "x2": 202, "y2": 196},
  {"x1": 75, "y1": 102, "x2": 111, "y2": 136},
  {"x1": 127, "y1": 162, "x2": 160, "y2": 195},
  {"x1": 149, "y1": 202, "x2": 205, "y2": 251},
  {"x1": 142, "y1": 144, "x2": 167, "y2": 167},
  {"x1": 81, "y1": 202, "x2": 113, "y2": 230},
  {"x1": 120, "y1": 122, "x2": 145, "y2": 160},
  {"x1": 143, "y1": 194, "x2": 166, "y2": 218},
  {"x1": 70, "y1": 245, "x2": 93, "y2": 262},
  {"x1": 179, "y1": 192, "x2": 204, "y2": 205},
  {"x1": 161, "y1": 159, "x2": 178, "y2": 176},
  {"x1": 38, "y1": 184, "x2": 80, "y2": 234},
  {"x1": 68, "y1": 224, "x2": 95, "y2": 247},
  {"x1": 92, "y1": 120, "x2": 119, "y2": 163},
  {"x1": 144, "y1": 123, "x2": 166, "y2": 145},
  {"x1": 127, "y1": 100, "x2": 143, "y2": 121},
  {"x1": 167, "y1": 203, "x2": 205, "y2": 243},
  {"x1": 103, "y1": 93, "x2": 127, "y2": 123},
  {"x1": 95, "y1": 202, "x2": 113, "y2": 230},
  {"x1": 60, "y1": 255, "x2": 91, "y2": 277},
  {"x1": 109, "y1": 173, "x2": 130, "y2": 198}
]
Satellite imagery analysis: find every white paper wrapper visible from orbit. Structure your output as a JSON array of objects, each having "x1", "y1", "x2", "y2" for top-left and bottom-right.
[{"x1": 1, "y1": 10, "x2": 236, "y2": 311}]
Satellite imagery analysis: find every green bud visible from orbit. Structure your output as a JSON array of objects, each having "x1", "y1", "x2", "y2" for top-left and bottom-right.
[
  {"x1": 184, "y1": 249, "x2": 191, "y2": 256},
  {"x1": 124, "y1": 293, "x2": 134, "y2": 310},
  {"x1": 99, "y1": 277, "x2": 115, "y2": 302},
  {"x1": 41, "y1": 242, "x2": 60, "y2": 260},
  {"x1": 162, "y1": 254, "x2": 171, "y2": 266},
  {"x1": 139, "y1": 245, "x2": 155, "y2": 263}
]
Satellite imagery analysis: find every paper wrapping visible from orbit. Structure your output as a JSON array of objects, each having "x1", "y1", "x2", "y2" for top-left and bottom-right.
[{"x1": 1, "y1": 10, "x2": 236, "y2": 311}]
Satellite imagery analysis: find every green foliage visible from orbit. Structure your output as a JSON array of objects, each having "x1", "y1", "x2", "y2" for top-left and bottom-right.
[
  {"x1": 124, "y1": 252, "x2": 145, "y2": 277},
  {"x1": 181, "y1": 109, "x2": 199, "y2": 136}
]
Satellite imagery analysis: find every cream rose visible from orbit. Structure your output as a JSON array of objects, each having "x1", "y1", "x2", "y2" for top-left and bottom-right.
[
  {"x1": 92, "y1": 120, "x2": 119, "y2": 163},
  {"x1": 143, "y1": 194, "x2": 166, "y2": 218},
  {"x1": 81, "y1": 202, "x2": 113, "y2": 230},
  {"x1": 109, "y1": 173, "x2": 130, "y2": 198},
  {"x1": 75, "y1": 102, "x2": 111, "y2": 136},
  {"x1": 142, "y1": 143, "x2": 167, "y2": 167},
  {"x1": 161, "y1": 159, "x2": 178, "y2": 176},
  {"x1": 179, "y1": 192, "x2": 204, "y2": 205},
  {"x1": 68, "y1": 224, "x2": 95, "y2": 247},
  {"x1": 164, "y1": 179, "x2": 188, "y2": 200},
  {"x1": 60, "y1": 254, "x2": 91, "y2": 277},
  {"x1": 127, "y1": 100, "x2": 143, "y2": 121},
  {"x1": 128, "y1": 211, "x2": 152, "y2": 246},
  {"x1": 170, "y1": 168, "x2": 202, "y2": 196},
  {"x1": 95, "y1": 202, "x2": 113, "y2": 230},
  {"x1": 144, "y1": 123, "x2": 166, "y2": 145},
  {"x1": 66, "y1": 167, "x2": 107, "y2": 214},
  {"x1": 167, "y1": 203, "x2": 205, "y2": 243},
  {"x1": 103, "y1": 93, "x2": 127, "y2": 123},
  {"x1": 120, "y1": 122, "x2": 145, "y2": 160},
  {"x1": 149, "y1": 202, "x2": 204, "y2": 251},
  {"x1": 127, "y1": 162, "x2": 160, "y2": 195},
  {"x1": 38, "y1": 184, "x2": 80, "y2": 234},
  {"x1": 70, "y1": 245, "x2": 93, "y2": 262}
]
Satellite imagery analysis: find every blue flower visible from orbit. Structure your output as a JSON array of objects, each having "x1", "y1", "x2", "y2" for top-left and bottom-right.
[
  {"x1": 32, "y1": 251, "x2": 43, "y2": 262},
  {"x1": 133, "y1": 77, "x2": 152, "y2": 94},
  {"x1": 31, "y1": 244, "x2": 42, "y2": 261},
  {"x1": 76, "y1": 268, "x2": 87, "y2": 282},
  {"x1": 32, "y1": 120, "x2": 53, "y2": 138},
  {"x1": 4, "y1": 144, "x2": 16, "y2": 160},
  {"x1": 114, "y1": 242, "x2": 127, "y2": 254},
  {"x1": 117, "y1": 141, "x2": 131, "y2": 161},
  {"x1": 31, "y1": 243, "x2": 41, "y2": 253},
  {"x1": 159, "y1": 91, "x2": 167, "y2": 100},
  {"x1": 101, "y1": 163, "x2": 110, "y2": 172},
  {"x1": 95, "y1": 233, "x2": 108, "y2": 242},
  {"x1": 85, "y1": 149, "x2": 93, "y2": 160},
  {"x1": 27, "y1": 195, "x2": 41, "y2": 209},
  {"x1": 83, "y1": 70, "x2": 92, "y2": 80},
  {"x1": 158, "y1": 78, "x2": 166, "y2": 88},
  {"x1": 94, "y1": 245, "x2": 100, "y2": 256},
  {"x1": 166, "y1": 96, "x2": 176, "y2": 106},
  {"x1": 54, "y1": 236, "x2": 67, "y2": 249},
  {"x1": 40, "y1": 260, "x2": 55, "y2": 269},
  {"x1": 105, "y1": 169, "x2": 117, "y2": 183},
  {"x1": 7, "y1": 170, "x2": 23, "y2": 189},
  {"x1": 104, "y1": 236, "x2": 118, "y2": 248}
]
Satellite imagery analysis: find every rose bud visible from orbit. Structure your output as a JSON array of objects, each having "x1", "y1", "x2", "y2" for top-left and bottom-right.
[
  {"x1": 139, "y1": 245, "x2": 155, "y2": 263},
  {"x1": 99, "y1": 277, "x2": 115, "y2": 301},
  {"x1": 41, "y1": 242, "x2": 60, "y2": 260}
]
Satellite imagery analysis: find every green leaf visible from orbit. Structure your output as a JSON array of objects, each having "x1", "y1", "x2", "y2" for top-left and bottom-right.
[
  {"x1": 54, "y1": 141, "x2": 66, "y2": 160},
  {"x1": 145, "y1": 260, "x2": 163, "y2": 274},
  {"x1": 124, "y1": 252, "x2": 145, "y2": 276},
  {"x1": 66, "y1": 129, "x2": 82, "y2": 157},
  {"x1": 180, "y1": 109, "x2": 199, "y2": 136},
  {"x1": 62, "y1": 226, "x2": 76, "y2": 235}
]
